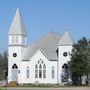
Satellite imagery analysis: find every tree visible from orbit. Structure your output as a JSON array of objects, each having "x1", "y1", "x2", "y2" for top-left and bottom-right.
[
  {"x1": 85, "y1": 40, "x2": 90, "y2": 84},
  {"x1": 0, "y1": 51, "x2": 8, "y2": 80},
  {"x1": 69, "y1": 37, "x2": 90, "y2": 85}
]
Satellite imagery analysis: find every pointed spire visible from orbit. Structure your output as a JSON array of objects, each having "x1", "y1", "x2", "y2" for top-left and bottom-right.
[
  {"x1": 8, "y1": 8, "x2": 27, "y2": 36},
  {"x1": 58, "y1": 31, "x2": 74, "y2": 46}
]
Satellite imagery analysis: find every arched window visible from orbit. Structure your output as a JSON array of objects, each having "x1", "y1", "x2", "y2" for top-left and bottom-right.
[
  {"x1": 52, "y1": 66, "x2": 55, "y2": 79},
  {"x1": 12, "y1": 64, "x2": 18, "y2": 69},
  {"x1": 12, "y1": 64, "x2": 18, "y2": 81},
  {"x1": 62, "y1": 63, "x2": 68, "y2": 69},
  {"x1": 43, "y1": 64, "x2": 46, "y2": 78},
  {"x1": 26, "y1": 66, "x2": 29, "y2": 78},
  {"x1": 35, "y1": 59, "x2": 46, "y2": 78},
  {"x1": 39, "y1": 64, "x2": 42, "y2": 78},
  {"x1": 35, "y1": 64, "x2": 38, "y2": 78},
  {"x1": 61, "y1": 63, "x2": 69, "y2": 83}
]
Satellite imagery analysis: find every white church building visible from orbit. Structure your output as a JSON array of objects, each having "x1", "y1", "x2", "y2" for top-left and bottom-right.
[{"x1": 8, "y1": 8, "x2": 74, "y2": 84}]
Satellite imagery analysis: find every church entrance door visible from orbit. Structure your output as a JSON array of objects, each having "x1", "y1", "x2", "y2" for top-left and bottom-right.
[
  {"x1": 12, "y1": 64, "x2": 18, "y2": 82},
  {"x1": 61, "y1": 63, "x2": 69, "y2": 84}
]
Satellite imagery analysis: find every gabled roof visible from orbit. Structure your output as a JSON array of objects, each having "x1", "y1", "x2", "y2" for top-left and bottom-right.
[
  {"x1": 22, "y1": 32, "x2": 61, "y2": 60},
  {"x1": 8, "y1": 8, "x2": 27, "y2": 36},
  {"x1": 58, "y1": 31, "x2": 74, "y2": 46}
]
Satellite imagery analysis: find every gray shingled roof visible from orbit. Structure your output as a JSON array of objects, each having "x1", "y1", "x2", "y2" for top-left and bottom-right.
[
  {"x1": 58, "y1": 31, "x2": 74, "y2": 46},
  {"x1": 8, "y1": 8, "x2": 27, "y2": 36},
  {"x1": 22, "y1": 32, "x2": 61, "y2": 60}
]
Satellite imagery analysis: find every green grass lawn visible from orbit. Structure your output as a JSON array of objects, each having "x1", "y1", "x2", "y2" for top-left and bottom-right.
[{"x1": 0, "y1": 87, "x2": 3, "y2": 90}]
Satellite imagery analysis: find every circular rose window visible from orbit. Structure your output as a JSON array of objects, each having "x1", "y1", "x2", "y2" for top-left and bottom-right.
[
  {"x1": 13, "y1": 53, "x2": 17, "y2": 57},
  {"x1": 63, "y1": 52, "x2": 68, "y2": 57}
]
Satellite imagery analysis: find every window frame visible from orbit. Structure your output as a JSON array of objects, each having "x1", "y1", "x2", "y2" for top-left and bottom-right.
[
  {"x1": 26, "y1": 66, "x2": 30, "y2": 78},
  {"x1": 52, "y1": 66, "x2": 55, "y2": 79},
  {"x1": 35, "y1": 59, "x2": 46, "y2": 79}
]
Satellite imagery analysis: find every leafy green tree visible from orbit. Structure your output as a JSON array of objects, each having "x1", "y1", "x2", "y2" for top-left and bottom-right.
[
  {"x1": 69, "y1": 37, "x2": 90, "y2": 85},
  {"x1": 0, "y1": 51, "x2": 8, "y2": 80}
]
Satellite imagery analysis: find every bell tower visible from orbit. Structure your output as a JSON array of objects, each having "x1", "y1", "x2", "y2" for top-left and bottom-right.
[
  {"x1": 57, "y1": 31, "x2": 73, "y2": 84},
  {"x1": 8, "y1": 8, "x2": 27, "y2": 83}
]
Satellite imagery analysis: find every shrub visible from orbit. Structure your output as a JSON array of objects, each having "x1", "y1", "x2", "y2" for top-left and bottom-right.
[{"x1": 7, "y1": 81, "x2": 17, "y2": 87}]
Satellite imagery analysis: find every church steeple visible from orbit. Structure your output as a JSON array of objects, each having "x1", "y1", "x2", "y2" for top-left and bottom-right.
[
  {"x1": 8, "y1": 8, "x2": 27, "y2": 36},
  {"x1": 8, "y1": 8, "x2": 27, "y2": 46},
  {"x1": 58, "y1": 31, "x2": 74, "y2": 46},
  {"x1": 8, "y1": 8, "x2": 27, "y2": 83}
]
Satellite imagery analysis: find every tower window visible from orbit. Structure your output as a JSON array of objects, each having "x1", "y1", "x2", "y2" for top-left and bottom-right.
[
  {"x1": 22, "y1": 37, "x2": 25, "y2": 44},
  {"x1": 63, "y1": 52, "x2": 68, "y2": 57},
  {"x1": 13, "y1": 53, "x2": 17, "y2": 57},
  {"x1": 16, "y1": 36, "x2": 18, "y2": 43},
  {"x1": 12, "y1": 36, "x2": 14, "y2": 43},
  {"x1": 12, "y1": 64, "x2": 18, "y2": 69},
  {"x1": 11, "y1": 36, "x2": 18, "y2": 44}
]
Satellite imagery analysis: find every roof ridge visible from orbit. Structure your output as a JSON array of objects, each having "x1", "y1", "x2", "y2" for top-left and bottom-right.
[
  {"x1": 49, "y1": 31, "x2": 61, "y2": 43},
  {"x1": 22, "y1": 31, "x2": 61, "y2": 60},
  {"x1": 30, "y1": 31, "x2": 61, "y2": 46},
  {"x1": 49, "y1": 31, "x2": 61, "y2": 36}
]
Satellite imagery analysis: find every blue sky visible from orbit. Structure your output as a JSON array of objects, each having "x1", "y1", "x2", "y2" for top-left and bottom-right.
[{"x1": 0, "y1": 0, "x2": 90, "y2": 52}]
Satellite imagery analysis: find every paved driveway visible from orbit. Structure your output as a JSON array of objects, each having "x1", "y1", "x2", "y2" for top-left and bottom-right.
[{"x1": 4, "y1": 87, "x2": 90, "y2": 90}]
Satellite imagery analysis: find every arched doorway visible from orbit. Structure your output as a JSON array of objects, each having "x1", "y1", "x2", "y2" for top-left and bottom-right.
[
  {"x1": 12, "y1": 64, "x2": 18, "y2": 82},
  {"x1": 61, "y1": 63, "x2": 69, "y2": 84}
]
